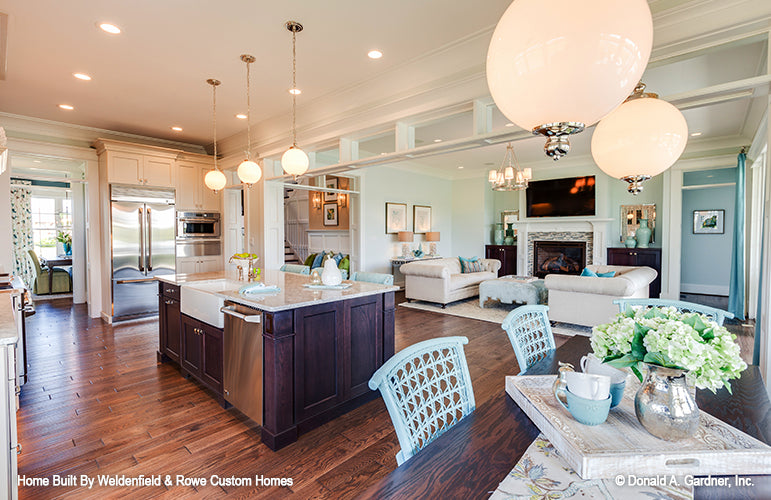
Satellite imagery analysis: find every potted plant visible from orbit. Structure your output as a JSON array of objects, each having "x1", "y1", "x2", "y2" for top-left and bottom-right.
[
  {"x1": 56, "y1": 231, "x2": 72, "y2": 256},
  {"x1": 591, "y1": 306, "x2": 746, "y2": 440}
]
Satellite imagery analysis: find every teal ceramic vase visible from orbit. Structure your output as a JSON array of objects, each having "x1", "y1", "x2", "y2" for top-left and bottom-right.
[
  {"x1": 494, "y1": 224, "x2": 504, "y2": 245},
  {"x1": 64, "y1": 242, "x2": 72, "y2": 256},
  {"x1": 624, "y1": 235, "x2": 637, "y2": 248},
  {"x1": 504, "y1": 223, "x2": 515, "y2": 245},
  {"x1": 635, "y1": 219, "x2": 651, "y2": 248}
]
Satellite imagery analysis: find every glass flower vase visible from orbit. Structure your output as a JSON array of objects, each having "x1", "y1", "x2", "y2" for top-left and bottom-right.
[{"x1": 634, "y1": 363, "x2": 699, "y2": 441}]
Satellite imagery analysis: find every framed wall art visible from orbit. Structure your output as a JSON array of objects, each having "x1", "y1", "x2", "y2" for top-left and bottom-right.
[
  {"x1": 413, "y1": 205, "x2": 432, "y2": 234},
  {"x1": 323, "y1": 203, "x2": 339, "y2": 226},
  {"x1": 385, "y1": 202, "x2": 407, "y2": 234},
  {"x1": 324, "y1": 177, "x2": 338, "y2": 202},
  {"x1": 693, "y1": 209, "x2": 724, "y2": 234},
  {"x1": 501, "y1": 210, "x2": 519, "y2": 227}
]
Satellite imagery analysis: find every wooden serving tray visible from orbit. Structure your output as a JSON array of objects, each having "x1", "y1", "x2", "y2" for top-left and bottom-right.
[{"x1": 506, "y1": 375, "x2": 771, "y2": 479}]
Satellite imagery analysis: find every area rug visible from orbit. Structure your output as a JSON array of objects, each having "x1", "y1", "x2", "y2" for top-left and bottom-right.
[{"x1": 398, "y1": 298, "x2": 592, "y2": 337}]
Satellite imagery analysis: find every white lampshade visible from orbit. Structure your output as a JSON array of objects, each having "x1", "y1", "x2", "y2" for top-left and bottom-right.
[
  {"x1": 204, "y1": 169, "x2": 227, "y2": 192},
  {"x1": 591, "y1": 97, "x2": 688, "y2": 181},
  {"x1": 523, "y1": 168, "x2": 533, "y2": 180},
  {"x1": 504, "y1": 166, "x2": 514, "y2": 180},
  {"x1": 486, "y1": 0, "x2": 653, "y2": 131},
  {"x1": 237, "y1": 159, "x2": 262, "y2": 185},
  {"x1": 488, "y1": 169, "x2": 497, "y2": 183},
  {"x1": 281, "y1": 146, "x2": 309, "y2": 176}
]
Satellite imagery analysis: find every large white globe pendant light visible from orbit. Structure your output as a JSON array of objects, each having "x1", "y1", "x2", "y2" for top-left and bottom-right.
[
  {"x1": 486, "y1": 0, "x2": 653, "y2": 160},
  {"x1": 237, "y1": 54, "x2": 262, "y2": 186},
  {"x1": 204, "y1": 78, "x2": 227, "y2": 193},
  {"x1": 592, "y1": 82, "x2": 688, "y2": 194},
  {"x1": 281, "y1": 21, "x2": 309, "y2": 179}
]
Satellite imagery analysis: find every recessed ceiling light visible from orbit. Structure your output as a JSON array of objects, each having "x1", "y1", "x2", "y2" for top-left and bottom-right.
[
  {"x1": 33, "y1": 160, "x2": 41, "y2": 163},
  {"x1": 380, "y1": 152, "x2": 387, "y2": 156},
  {"x1": 171, "y1": 126, "x2": 183, "y2": 132},
  {"x1": 368, "y1": 50, "x2": 383, "y2": 59},
  {"x1": 690, "y1": 132, "x2": 702, "y2": 137},
  {"x1": 288, "y1": 88, "x2": 301, "y2": 95},
  {"x1": 235, "y1": 113, "x2": 247, "y2": 120},
  {"x1": 98, "y1": 23, "x2": 121, "y2": 34},
  {"x1": 73, "y1": 73, "x2": 92, "y2": 81},
  {"x1": 484, "y1": 162, "x2": 495, "y2": 166},
  {"x1": 434, "y1": 139, "x2": 442, "y2": 143},
  {"x1": 505, "y1": 122, "x2": 515, "y2": 127},
  {"x1": 458, "y1": 166, "x2": 464, "y2": 169},
  {"x1": 58, "y1": 104, "x2": 74, "y2": 110}
]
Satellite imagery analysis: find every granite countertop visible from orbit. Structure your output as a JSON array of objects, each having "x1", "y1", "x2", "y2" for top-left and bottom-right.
[
  {"x1": 0, "y1": 277, "x2": 25, "y2": 346},
  {"x1": 157, "y1": 270, "x2": 398, "y2": 312}
]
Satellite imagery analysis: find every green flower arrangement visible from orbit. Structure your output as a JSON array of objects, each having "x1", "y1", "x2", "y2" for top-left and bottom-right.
[
  {"x1": 591, "y1": 306, "x2": 747, "y2": 393},
  {"x1": 56, "y1": 231, "x2": 72, "y2": 246}
]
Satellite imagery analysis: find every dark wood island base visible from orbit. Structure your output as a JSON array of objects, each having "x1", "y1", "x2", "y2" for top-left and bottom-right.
[{"x1": 158, "y1": 278, "x2": 395, "y2": 451}]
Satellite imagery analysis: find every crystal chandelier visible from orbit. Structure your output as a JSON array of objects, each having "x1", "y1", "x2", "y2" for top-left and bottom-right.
[
  {"x1": 281, "y1": 21, "x2": 309, "y2": 179},
  {"x1": 204, "y1": 78, "x2": 227, "y2": 192},
  {"x1": 488, "y1": 143, "x2": 532, "y2": 191},
  {"x1": 237, "y1": 54, "x2": 262, "y2": 186}
]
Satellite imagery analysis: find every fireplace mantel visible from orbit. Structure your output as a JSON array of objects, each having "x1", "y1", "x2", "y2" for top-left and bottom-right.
[{"x1": 511, "y1": 218, "x2": 613, "y2": 276}]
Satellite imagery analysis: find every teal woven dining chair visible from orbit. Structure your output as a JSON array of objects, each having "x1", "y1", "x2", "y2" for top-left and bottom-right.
[
  {"x1": 614, "y1": 298, "x2": 733, "y2": 326},
  {"x1": 279, "y1": 264, "x2": 310, "y2": 275},
  {"x1": 501, "y1": 305, "x2": 556, "y2": 374},
  {"x1": 351, "y1": 271, "x2": 393, "y2": 285},
  {"x1": 368, "y1": 336, "x2": 475, "y2": 465}
]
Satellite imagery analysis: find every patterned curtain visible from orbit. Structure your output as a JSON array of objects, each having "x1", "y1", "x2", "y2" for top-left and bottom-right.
[{"x1": 11, "y1": 180, "x2": 35, "y2": 287}]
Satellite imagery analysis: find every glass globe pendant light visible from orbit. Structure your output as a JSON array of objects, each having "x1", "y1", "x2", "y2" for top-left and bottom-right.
[
  {"x1": 591, "y1": 82, "x2": 688, "y2": 194},
  {"x1": 486, "y1": 0, "x2": 653, "y2": 160},
  {"x1": 237, "y1": 54, "x2": 262, "y2": 187},
  {"x1": 204, "y1": 78, "x2": 227, "y2": 192},
  {"x1": 281, "y1": 21, "x2": 309, "y2": 179}
]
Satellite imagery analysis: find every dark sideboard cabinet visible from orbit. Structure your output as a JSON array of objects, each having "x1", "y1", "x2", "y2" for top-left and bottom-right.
[
  {"x1": 485, "y1": 245, "x2": 517, "y2": 277},
  {"x1": 607, "y1": 247, "x2": 662, "y2": 298}
]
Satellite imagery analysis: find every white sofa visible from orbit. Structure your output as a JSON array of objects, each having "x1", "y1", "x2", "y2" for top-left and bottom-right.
[
  {"x1": 544, "y1": 265, "x2": 657, "y2": 327},
  {"x1": 401, "y1": 258, "x2": 501, "y2": 307}
]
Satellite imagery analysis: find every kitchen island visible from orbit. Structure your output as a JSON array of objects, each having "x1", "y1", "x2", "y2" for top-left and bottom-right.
[{"x1": 157, "y1": 270, "x2": 397, "y2": 450}]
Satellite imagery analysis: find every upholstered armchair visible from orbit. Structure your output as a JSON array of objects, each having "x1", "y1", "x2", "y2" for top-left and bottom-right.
[{"x1": 27, "y1": 250, "x2": 72, "y2": 295}]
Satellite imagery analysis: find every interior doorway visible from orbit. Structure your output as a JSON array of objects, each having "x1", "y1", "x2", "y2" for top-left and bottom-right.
[{"x1": 9, "y1": 154, "x2": 88, "y2": 303}]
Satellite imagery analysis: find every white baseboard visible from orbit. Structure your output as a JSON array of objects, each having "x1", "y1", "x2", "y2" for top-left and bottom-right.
[{"x1": 680, "y1": 283, "x2": 729, "y2": 296}]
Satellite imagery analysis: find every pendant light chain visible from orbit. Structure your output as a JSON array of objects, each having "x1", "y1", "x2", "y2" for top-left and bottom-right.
[
  {"x1": 212, "y1": 82, "x2": 218, "y2": 170},
  {"x1": 246, "y1": 59, "x2": 252, "y2": 160},
  {"x1": 291, "y1": 28, "x2": 297, "y2": 147}
]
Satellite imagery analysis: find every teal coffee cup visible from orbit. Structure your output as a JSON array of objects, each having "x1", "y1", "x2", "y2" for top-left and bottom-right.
[
  {"x1": 554, "y1": 386, "x2": 611, "y2": 426},
  {"x1": 609, "y1": 380, "x2": 626, "y2": 408}
]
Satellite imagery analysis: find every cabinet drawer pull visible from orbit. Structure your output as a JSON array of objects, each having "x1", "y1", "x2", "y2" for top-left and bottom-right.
[
  {"x1": 165, "y1": 299, "x2": 175, "y2": 305},
  {"x1": 221, "y1": 306, "x2": 261, "y2": 323}
]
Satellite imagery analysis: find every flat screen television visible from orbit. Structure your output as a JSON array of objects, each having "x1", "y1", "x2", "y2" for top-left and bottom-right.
[{"x1": 526, "y1": 175, "x2": 596, "y2": 217}]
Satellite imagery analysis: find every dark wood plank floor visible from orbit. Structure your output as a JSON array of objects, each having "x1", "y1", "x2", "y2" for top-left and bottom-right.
[{"x1": 16, "y1": 298, "x2": 754, "y2": 499}]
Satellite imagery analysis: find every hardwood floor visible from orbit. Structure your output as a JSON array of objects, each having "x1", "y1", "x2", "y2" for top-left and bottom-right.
[{"x1": 16, "y1": 299, "x2": 754, "y2": 499}]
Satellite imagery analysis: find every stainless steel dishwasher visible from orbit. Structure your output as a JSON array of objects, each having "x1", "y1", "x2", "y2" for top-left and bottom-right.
[{"x1": 220, "y1": 301, "x2": 263, "y2": 425}]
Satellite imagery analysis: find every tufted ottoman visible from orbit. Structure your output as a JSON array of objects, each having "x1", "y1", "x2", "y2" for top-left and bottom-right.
[{"x1": 479, "y1": 276, "x2": 548, "y2": 308}]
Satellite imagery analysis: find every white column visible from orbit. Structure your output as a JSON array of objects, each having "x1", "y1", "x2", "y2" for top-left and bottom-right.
[
  {"x1": 660, "y1": 168, "x2": 683, "y2": 299},
  {"x1": 395, "y1": 122, "x2": 415, "y2": 151},
  {"x1": 472, "y1": 99, "x2": 493, "y2": 136}
]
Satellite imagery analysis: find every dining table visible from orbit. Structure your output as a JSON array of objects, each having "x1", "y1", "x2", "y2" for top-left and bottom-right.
[
  {"x1": 364, "y1": 335, "x2": 771, "y2": 499},
  {"x1": 43, "y1": 256, "x2": 72, "y2": 293}
]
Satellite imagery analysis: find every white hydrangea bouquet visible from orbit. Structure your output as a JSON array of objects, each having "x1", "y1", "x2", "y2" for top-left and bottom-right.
[{"x1": 591, "y1": 306, "x2": 747, "y2": 392}]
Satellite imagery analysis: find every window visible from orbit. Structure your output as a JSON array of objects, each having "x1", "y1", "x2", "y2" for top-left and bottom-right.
[{"x1": 30, "y1": 191, "x2": 72, "y2": 260}]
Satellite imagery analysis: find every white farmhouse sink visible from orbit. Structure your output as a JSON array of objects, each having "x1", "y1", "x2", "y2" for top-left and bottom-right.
[{"x1": 180, "y1": 279, "x2": 242, "y2": 328}]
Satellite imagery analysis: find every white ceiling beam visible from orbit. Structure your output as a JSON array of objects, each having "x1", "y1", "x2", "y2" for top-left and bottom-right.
[
  {"x1": 663, "y1": 74, "x2": 771, "y2": 110},
  {"x1": 473, "y1": 99, "x2": 493, "y2": 135},
  {"x1": 395, "y1": 122, "x2": 415, "y2": 151}
]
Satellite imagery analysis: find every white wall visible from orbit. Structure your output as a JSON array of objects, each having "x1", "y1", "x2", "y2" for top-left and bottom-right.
[
  {"x1": 0, "y1": 154, "x2": 11, "y2": 273},
  {"x1": 451, "y1": 177, "x2": 489, "y2": 259},
  {"x1": 360, "y1": 165, "x2": 452, "y2": 274}
]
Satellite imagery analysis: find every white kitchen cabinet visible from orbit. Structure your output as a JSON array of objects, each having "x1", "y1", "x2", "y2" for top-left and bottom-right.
[
  {"x1": 177, "y1": 256, "x2": 223, "y2": 274},
  {"x1": 94, "y1": 139, "x2": 177, "y2": 188},
  {"x1": 176, "y1": 159, "x2": 221, "y2": 212}
]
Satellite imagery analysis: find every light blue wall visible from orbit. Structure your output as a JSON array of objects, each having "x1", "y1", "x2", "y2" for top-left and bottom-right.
[
  {"x1": 680, "y1": 184, "x2": 735, "y2": 295},
  {"x1": 451, "y1": 177, "x2": 489, "y2": 259},
  {"x1": 361, "y1": 166, "x2": 453, "y2": 274},
  {"x1": 606, "y1": 174, "x2": 664, "y2": 246}
]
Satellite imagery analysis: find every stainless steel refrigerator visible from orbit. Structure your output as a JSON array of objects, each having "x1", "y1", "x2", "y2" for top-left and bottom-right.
[{"x1": 111, "y1": 186, "x2": 175, "y2": 319}]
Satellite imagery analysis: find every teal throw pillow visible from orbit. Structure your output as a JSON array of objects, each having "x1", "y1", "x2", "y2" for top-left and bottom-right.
[
  {"x1": 333, "y1": 252, "x2": 344, "y2": 266},
  {"x1": 312, "y1": 252, "x2": 325, "y2": 269},
  {"x1": 597, "y1": 271, "x2": 616, "y2": 278},
  {"x1": 459, "y1": 256, "x2": 481, "y2": 273},
  {"x1": 580, "y1": 267, "x2": 597, "y2": 277}
]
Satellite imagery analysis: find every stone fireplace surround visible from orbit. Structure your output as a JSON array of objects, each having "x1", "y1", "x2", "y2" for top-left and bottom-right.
[{"x1": 510, "y1": 218, "x2": 613, "y2": 277}]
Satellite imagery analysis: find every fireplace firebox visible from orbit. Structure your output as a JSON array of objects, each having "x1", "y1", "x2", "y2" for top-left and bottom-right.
[{"x1": 533, "y1": 241, "x2": 587, "y2": 278}]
